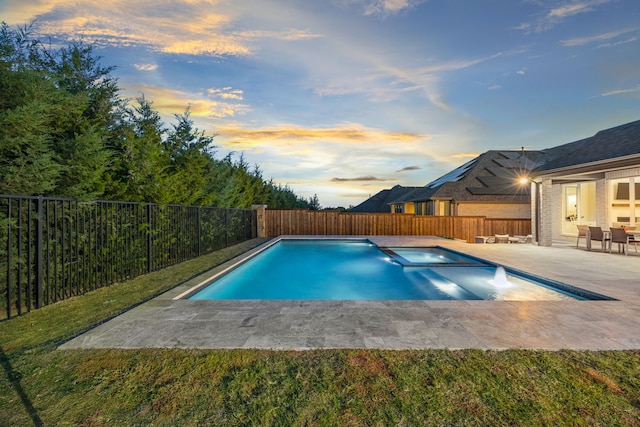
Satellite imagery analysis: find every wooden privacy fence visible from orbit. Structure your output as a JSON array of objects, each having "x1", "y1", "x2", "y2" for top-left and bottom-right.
[{"x1": 264, "y1": 210, "x2": 531, "y2": 243}]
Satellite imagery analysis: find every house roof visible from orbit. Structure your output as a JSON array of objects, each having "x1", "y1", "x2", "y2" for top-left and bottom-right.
[
  {"x1": 348, "y1": 185, "x2": 419, "y2": 212},
  {"x1": 536, "y1": 120, "x2": 640, "y2": 173},
  {"x1": 390, "y1": 150, "x2": 544, "y2": 204}
]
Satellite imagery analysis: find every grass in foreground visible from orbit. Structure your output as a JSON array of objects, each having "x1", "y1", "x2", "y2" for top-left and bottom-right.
[{"x1": 1, "y1": 239, "x2": 640, "y2": 426}]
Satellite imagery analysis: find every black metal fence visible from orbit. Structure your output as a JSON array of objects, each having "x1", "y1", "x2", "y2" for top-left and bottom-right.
[{"x1": 0, "y1": 195, "x2": 256, "y2": 320}]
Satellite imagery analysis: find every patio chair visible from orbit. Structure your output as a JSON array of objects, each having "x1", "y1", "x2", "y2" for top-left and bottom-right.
[
  {"x1": 509, "y1": 235, "x2": 532, "y2": 244},
  {"x1": 629, "y1": 230, "x2": 640, "y2": 252},
  {"x1": 587, "y1": 226, "x2": 610, "y2": 252},
  {"x1": 576, "y1": 224, "x2": 588, "y2": 247},
  {"x1": 494, "y1": 234, "x2": 509, "y2": 244},
  {"x1": 609, "y1": 227, "x2": 639, "y2": 255}
]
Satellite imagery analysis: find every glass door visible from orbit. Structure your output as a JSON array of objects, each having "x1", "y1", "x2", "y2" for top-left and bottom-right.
[
  {"x1": 561, "y1": 182, "x2": 596, "y2": 235},
  {"x1": 562, "y1": 185, "x2": 577, "y2": 235},
  {"x1": 579, "y1": 182, "x2": 596, "y2": 225}
]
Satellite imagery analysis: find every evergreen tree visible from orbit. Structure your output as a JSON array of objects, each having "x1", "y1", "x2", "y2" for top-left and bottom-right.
[
  {"x1": 105, "y1": 96, "x2": 169, "y2": 202},
  {"x1": 162, "y1": 110, "x2": 217, "y2": 205},
  {"x1": 308, "y1": 194, "x2": 321, "y2": 210},
  {"x1": 0, "y1": 23, "x2": 62, "y2": 195},
  {"x1": 46, "y1": 42, "x2": 118, "y2": 199},
  {"x1": 0, "y1": 22, "x2": 313, "y2": 208},
  {"x1": 0, "y1": 23, "x2": 114, "y2": 199}
]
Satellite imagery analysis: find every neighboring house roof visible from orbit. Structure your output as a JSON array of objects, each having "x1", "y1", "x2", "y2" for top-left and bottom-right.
[
  {"x1": 535, "y1": 119, "x2": 640, "y2": 174},
  {"x1": 389, "y1": 150, "x2": 545, "y2": 205},
  {"x1": 348, "y1": 185, "x2": 419, "y2": 212},
  {"x1": 389, "y1": 185, "x2": 439, "y2": 205}
]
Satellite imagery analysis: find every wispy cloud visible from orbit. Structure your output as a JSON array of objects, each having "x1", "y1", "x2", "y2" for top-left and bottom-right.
[
  {"x1": 548, "y1": 2, "x2": 599, "y2": 19},
  {"x1": 338, "y1": 0, "x2": 425, "y2": 16},
  {"x1": 345, "y1": 48, "x2": 526, "y2": 110},
  {"x1": 396, "y1": 166, "x2": 421, "y2": 172},
  {"x1": 600, "y1": 84, "x2": 640, "y2": 97},
  {"x1": 127, "y1": 85, "x2": 250, "y2": 119},
  {"x1": 133, "y1": 63, "x2": 158, "y2": 72},
  {"x1": 418, "y1": 50, "x2": 521, "y2": 74},
  {"x1": 597, "y1": 36, "x2": 638, "y2": 48},
  {"x1": 218, "y1": 124, "x2": 427, "y2": 144},
  {"x1": 211, "y1": 123, "x2": 438, "y2": 189},
  {"x1": 331, "y1": 176, "x2": 392, "y2": 182},
  {"x1": 6, "y1": 1, "x2": 321, "y2": 57},
  {"x1": 518, "y1": 0, "x2": 614, "y2": 33},
  {"x1": 0, "y1": 0, "x2": 65, "y2": 25},
  {"x1": 560, "y1": 27, "x2": 638, "y2": 47},
  {"x1": 364, "y1": 0, "x2": 417, "y2": 15},
  {"x1": 236, "y1": 28, "x2": 323, "y2": 42},
  {"x1": 208, "y1": 87, "x2": 244, "y2": 101}
]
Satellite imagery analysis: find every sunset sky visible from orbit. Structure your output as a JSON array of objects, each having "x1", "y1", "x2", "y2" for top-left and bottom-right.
[{"x1": 2, "y1": 0, "x2": 639, "y2": 207}]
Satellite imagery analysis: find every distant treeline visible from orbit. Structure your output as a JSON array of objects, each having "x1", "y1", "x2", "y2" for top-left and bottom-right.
[{"x1": 0, "y1": 22, "x2": 314, "y2": 209}]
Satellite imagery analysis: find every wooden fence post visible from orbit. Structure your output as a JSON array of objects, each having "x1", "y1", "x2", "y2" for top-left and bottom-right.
[{"x1": 252, "y1": 205, "x2": 267, "y2": 238}]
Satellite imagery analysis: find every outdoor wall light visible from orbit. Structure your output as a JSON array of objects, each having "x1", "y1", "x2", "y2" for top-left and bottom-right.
[{"x1": 518, "y1": 176, "x2": 530, "y2": 185}]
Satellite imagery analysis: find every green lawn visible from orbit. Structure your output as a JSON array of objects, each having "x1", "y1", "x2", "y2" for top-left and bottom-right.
[{"x1": 2, "y1": 239, "x2": 640, "y2": 426}]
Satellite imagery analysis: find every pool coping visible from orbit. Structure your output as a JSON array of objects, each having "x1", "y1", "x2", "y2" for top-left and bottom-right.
[{"x1": 58, "y1": 236, "x2": 640, "y2": 351}]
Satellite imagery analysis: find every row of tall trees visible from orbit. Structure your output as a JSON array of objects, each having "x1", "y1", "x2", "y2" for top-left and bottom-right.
[{"x1": 0, "y1": 23, "x2": 314, "y2": 209}]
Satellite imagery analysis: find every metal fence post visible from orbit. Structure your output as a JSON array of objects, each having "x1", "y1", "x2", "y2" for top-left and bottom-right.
[
  {"x1": 6, "y1": 198, "x2": 12, "y2": 319},
  {"x1": 197, "y1": 206, "x2": 201, "y2": 257},
  {"x1": 147, "y1": 203, "x2": 152, "y2": 273},
  {"x1": 225, "y1": 209, "x2": 229, "y2": 248},
  {"x1": 36, "y1": 195, "x2": 43, "y2": 308}
]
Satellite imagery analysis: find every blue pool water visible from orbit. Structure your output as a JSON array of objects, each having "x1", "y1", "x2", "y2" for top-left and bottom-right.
[
  {"x1": 189, "y1": 239, "x2": 608, "y2": 301},
  {"x1": 382, "y1": 246, "x2": 481, "y2": 265}
]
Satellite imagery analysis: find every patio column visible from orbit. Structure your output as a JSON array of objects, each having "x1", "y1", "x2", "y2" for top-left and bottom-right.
[
  {"x1": 534, "y1": 178, "x2": 553, "y2": 246},
  {"x1": 595, "y1": 179, "x2": 607, "y2": 227}
]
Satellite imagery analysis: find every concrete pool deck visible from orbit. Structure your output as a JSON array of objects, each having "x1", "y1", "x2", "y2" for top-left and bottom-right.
[{"x1": 59, "y1": 236, "x2": 640, "y2": 351}]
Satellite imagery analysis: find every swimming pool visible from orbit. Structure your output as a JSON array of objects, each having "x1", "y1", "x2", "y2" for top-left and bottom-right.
[{"x1": 187, "y1": 239, "x2": 612, "y2": 301}]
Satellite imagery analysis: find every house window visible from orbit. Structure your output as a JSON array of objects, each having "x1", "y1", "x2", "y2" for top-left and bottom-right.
[
  {"x1": 442, "y1": 200, "x2": 451, "y2": 216},
  {"x1": 394, "y1": 204, "x2": 404, "y2": 214},
  {"x1": 414, "y1": 202, "x2": 425, "y2": 215},
  {"x1": 614, "y1": 182, "x2": 640, "y2": 200},
  {"x1": 426, "y1": 201, "x2": 434, "y2": 216},
  {"x1": 610, "y1": 177, "x2": 639, "y2": 227}
]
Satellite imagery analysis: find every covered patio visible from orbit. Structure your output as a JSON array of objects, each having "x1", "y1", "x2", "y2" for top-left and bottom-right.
[{"x1": 530, "y1": 120, "x2": 640, "y2": 247}]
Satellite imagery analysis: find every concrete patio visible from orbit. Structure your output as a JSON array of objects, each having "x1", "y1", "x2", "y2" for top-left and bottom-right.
[{"x1": 59, "y1": 236, "x2": 640, "y2": 351}]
